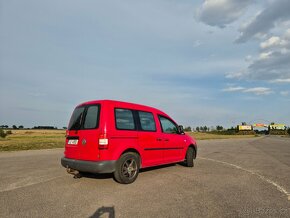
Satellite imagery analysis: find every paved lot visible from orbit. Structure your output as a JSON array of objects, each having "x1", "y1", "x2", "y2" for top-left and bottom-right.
[{"x1": 0, "y1": 136, "x2": 290, "y2": 217}]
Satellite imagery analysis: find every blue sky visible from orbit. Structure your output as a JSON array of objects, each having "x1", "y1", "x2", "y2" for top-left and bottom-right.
[{"x1": 0, "y1": 0, "x2": 290, "y2": 128}]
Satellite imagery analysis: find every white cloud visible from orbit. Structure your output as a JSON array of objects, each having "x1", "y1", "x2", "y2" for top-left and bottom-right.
[
  {"x1": 243, "y1": 87, "x2": 273, "y2": 95},
  {"x1": 248, "y1": 50, "x2": 290, "y2": 81},
  {"x1": 260, "y1": 35, "x2": 290, "y2": 51},
  {"x1": 270, "y1": 78, "x2": 290, "y2": 83},
  {"x1": 259, "y1": 51, "x2": 272, "y2": 60},
  {"x1": 228, "y1": 29, "x2": 290, "y2": 82},
  {"x1": 225, "y1": 70, "x2": 246, "y2": 79},
  {"x1": 236, "y1": 0, "x2": 290, "y2": 43},
  {"x1": 222, "y1": 86, "x2": 245, "y2": 92},
  {"x1": 197, "y1": 0, "x2": 252, "y2": 28},
  {"x1": 260, "y1": 36, "x2": 285, "y2": 49},
  {"x1": 222, "y1": 86, "x2": 273, "y2": 95}
]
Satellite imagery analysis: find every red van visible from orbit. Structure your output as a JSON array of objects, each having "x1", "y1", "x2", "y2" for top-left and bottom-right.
[{"x1": 61, "y1": 100, "x2": 197, "y2": 184}]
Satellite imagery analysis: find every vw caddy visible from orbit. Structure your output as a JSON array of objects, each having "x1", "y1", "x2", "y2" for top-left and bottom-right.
[{"x1": 61, "y1": 100, "x2": 197, "y2": 184}]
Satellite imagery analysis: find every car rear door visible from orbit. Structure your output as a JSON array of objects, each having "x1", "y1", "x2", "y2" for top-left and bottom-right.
[{"x1": 65, "y1": 104, "x2": 101, "y2": 161}]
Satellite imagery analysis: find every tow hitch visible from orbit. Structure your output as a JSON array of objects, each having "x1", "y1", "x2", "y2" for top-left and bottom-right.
[{"x1": 66, "y1": 167, "x2": 82, "y2": 179}]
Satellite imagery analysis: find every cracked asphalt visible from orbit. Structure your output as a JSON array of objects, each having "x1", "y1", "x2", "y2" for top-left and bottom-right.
[{"x1": 0, "y1": 136, "x2": 290, "y2": 217}]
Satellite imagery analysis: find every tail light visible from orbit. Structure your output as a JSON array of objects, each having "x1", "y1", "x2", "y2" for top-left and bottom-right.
[{"x1": 99, "y1": 134, "x2": 109, "y2": 149}]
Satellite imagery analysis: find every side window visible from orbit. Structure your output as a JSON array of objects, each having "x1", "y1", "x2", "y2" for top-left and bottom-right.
[
  {"x1": 84, "y1": 105, "x2": 99, "y2": 129},
  {"x1": 159, "y1": 116, "x2": 178, "y2": 134},
  {"x1": 115, "y1": 108, "x2": 136, "y2": 130},
  {"x1": 138, "y1": 111, "x2": 156, "y2": 131}
]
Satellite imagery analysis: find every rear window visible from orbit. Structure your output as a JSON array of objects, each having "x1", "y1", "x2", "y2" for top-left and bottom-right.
[
  {"x1": 115, "y1": 108, "x2": 136, "y2": 130},
  {"x1": 68, "y1": 105, "x2": 100, "y2": 130},
  {"x1": 83, "y1": 105, "x2": 99, "y2": 129},
  {"x1": 68, "y1": 107, "x2": 85, "y2": 130}
]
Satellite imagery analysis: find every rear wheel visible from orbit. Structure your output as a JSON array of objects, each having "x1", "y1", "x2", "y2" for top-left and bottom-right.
[
  {"x1": 114, "y1": 152, "x2": 140, "y2": 184},
  {"x1": 184, "y1": 147, "x2": 195, "y2": 167}
]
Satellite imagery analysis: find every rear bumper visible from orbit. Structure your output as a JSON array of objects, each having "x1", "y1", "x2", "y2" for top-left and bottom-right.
[{"x1": 61, "y1": 157, "x2": 116, "y2": 173}]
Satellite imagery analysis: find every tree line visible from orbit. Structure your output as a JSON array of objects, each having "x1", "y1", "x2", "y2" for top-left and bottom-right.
[
  {"x1": 0, "y1": 125, "x2": 67, "y2": 130},
  {"x1": 183, "y1": 125, "x2": 227, "y2": 132}
]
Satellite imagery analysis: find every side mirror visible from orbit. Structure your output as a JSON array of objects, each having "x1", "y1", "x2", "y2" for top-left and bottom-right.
[{"x1": 178, "y1": 125, "x2": 185, "y2": 134}]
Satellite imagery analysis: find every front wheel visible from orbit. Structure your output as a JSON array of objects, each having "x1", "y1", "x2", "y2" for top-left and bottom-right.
[
  {"x1": 184, "y1": 147, "x2": 195, "y2": 167},
  {"x1": 113, "y1": 152, "x2": 140, "y2": 184}
]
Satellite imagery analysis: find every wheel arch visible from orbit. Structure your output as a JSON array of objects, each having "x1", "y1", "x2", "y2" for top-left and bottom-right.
[
  {"x1": 187, "y1": 144, "x2": 197, "y2": 159},
  {"x1": 120, "y1": 148, "x2": 142, "y2": 167}
]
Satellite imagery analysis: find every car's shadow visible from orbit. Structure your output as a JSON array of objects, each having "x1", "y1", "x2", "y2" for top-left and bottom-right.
[{"x1": 75, "y1": 163, "x2": 183, "y2": 181}]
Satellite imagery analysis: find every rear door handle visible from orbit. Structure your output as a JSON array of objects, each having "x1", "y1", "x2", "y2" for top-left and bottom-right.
[
  {"x1": 156, "y1": 138, "x2": 162, "y2": 141},
  {"x1": 164, "y1": 139, "x2": 169, "y2": 142}
]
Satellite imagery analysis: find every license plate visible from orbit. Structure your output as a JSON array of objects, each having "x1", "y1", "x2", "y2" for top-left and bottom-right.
[{"x1": 68, "y1": 139, "x2": 78, "y2": 145}]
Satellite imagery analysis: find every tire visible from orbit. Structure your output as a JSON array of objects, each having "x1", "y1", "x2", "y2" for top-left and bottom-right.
[
  {"x1": 184, "y1": 147, "x2": 194, "y2": 167},
  {"x1": 113, "y1": 152, "x2": 140, "y2": 184}
]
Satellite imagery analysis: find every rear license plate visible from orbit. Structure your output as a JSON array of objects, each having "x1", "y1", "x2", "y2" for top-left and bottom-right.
[{"x1": 68, "y1": 139, "x2": 78, "y2": 145}]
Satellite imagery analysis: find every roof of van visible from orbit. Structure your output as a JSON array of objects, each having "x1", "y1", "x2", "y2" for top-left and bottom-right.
[{"x1": 77, "y1": 99, "x2": 168, "y2": 116}]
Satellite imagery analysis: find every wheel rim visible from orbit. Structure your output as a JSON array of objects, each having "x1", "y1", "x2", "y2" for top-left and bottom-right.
[{"x1": 121, "y1": 158, "x2": 137, "y2": 179}]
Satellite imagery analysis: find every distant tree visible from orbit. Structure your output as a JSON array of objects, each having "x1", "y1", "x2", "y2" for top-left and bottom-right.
[
  {"x1": 271, "y1": 122, "x2": 275, "y2": 125},
  {"x1": 199, "y1": 126, "x2": 204, "y2": 132},
  {"x1": 33, "y1": 126, "x2": 57, "y2": 130},
  {"x1": 0, "y1": 125, "x2": 9, "y2": 129},
  {"x1": 287, "y1": 128, "x2": 290, "y2": 135},
  {"x1": 0, "y1": 129, "x2": 7, "y2": 138},
  {"x1": 196, "y1": 127, "x2": 200, "y2": 132},
  {"x1": 242, "y1": 122, "x2": 247, "y2": 125},
  {"x1": 12, "y1": 125, "x2": 18, "y2": 129},
  {"x1": 63, "y1": 127, "x2": 67, "y2": 130},
  {"x1": 18, "y1": 125, "x2": 24, "y2": 129},
  {"x1": 204, "y1": 126, "x2": 208, "y2": 132},
  {"x1": 216, "y1": 125, "x2": 223, "y2": 131},
  {"x1": 184, "y1": 126, "x2": 192, "y2": 132}
]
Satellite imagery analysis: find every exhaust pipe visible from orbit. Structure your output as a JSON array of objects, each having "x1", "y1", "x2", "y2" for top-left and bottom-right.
[
  {"x1": 66, "y1": 167, "x2": 81, "y2": 178},
  {"x1": 66, "y1": 167, "x2": 77, "y2": 174}
]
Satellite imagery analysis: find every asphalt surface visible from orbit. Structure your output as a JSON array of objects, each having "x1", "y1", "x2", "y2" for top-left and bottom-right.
[{"x1": 0, "y1": 136, "x2": 290, "y2": 218}]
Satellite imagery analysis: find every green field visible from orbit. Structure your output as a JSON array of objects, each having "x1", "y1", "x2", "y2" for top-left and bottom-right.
[
  {"x1": 187, "y1": 132, "x2": 256, "y2": 140},
  {"x1": 0, "y1": 129, "x2": 66, "y2": 151},
  {"x1": 0, "y1": 129, "x2": 258, "y2": 152}
]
